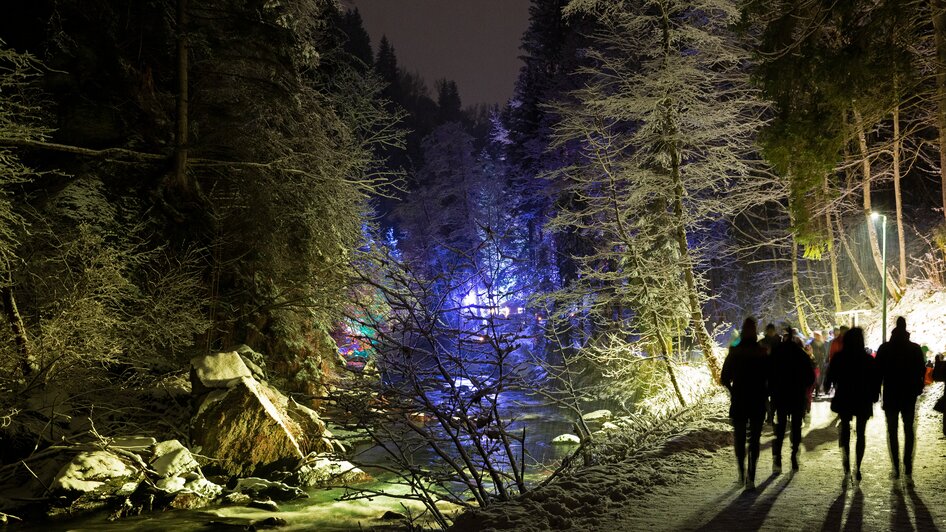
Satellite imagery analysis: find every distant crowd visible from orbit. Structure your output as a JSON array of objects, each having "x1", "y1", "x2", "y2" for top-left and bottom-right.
[{"x1": 720, "y1": 316, "x2": 945, "y2": 491}]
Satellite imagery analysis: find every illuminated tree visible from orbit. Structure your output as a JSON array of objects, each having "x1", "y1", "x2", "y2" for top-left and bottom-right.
[
  {"x1": 550, "y1": 0, "x2": 774, "y2": 385},
  {"x1": 0, "y1": 42, "x2": 45, "y2": 378}
]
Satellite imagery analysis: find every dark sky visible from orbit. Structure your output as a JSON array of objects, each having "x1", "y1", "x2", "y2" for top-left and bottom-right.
[{"x1": 344, "y1": 0, "x2": 532, "y2": 107}]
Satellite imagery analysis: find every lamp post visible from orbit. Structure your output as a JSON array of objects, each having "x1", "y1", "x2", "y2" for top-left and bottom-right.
[{"x1": 871, "y1": 212, "x2": 888, "y2": 341}]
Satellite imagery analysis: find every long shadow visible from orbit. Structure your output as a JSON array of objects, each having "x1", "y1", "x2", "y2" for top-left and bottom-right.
[
  {"x1": 820, "y1": 480, "x2": 848, "y2": 532},
  {"x1": 676, "y1": 483, "x2": 743, "y2": 529},
  {"x1": 891, "y1": 485, "x2": 912, "y2": 531},
  {"x1": 841, "y1": 488, "x2": 864, "y2": 532},
  {"x1": 803, "y1": 422, "x2": 839, "y2": 452},
  {"x1": 907, "y1": 484, "x2": 937, "y2": 531},
  {"x1": 695, "y1": 474, "x2": 790, "y2": 531}
]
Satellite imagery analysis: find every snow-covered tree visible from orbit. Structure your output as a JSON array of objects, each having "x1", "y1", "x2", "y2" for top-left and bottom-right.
[{"x1": 549, "y1": 0, "x2": 774, "y2": 384}]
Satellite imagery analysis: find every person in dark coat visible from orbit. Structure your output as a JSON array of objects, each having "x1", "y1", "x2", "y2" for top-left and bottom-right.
[
  {"x1": 824, "y1": 327, "x2": 879, "y2": 481},
  {"x1": 768, "y1": 327, "x2": 816, "y2": 473},
  {"x1": 760, "y1": 323, "x2": 779, "y2": 354},
  {"x1": 875, "y1": 316, "x2": 927, "y2": 479},
  {"x1": 759, "y1": 323, "x2": 779, "y2": 424},
  {"x1": 721, "y1": 317, "x2": 768, "y2": 490}
]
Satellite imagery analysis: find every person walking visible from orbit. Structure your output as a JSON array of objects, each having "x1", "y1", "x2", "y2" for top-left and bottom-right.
[
  {"x1": 721, "y1": 317, "x2": 769, "y2": 490},
  {"x1": 824, "y1": 327, "x2": 879, "y2": 481},
  {"x1": 769, "y1": 327, "x2": 816, "y2": 473},
  {"x1": 810, "y1": 331, "x2": 827, "y2": 398},
  {"x1": 760, "y1": 323, "x2": 779, "y2": 354},
  {"x1": 875, "y1": 316, "x2": 927, "y2": 480}
]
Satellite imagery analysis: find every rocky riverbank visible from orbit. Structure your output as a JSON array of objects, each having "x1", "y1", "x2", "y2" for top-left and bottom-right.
[{"x1": 0, "y1": 347, "x2": 371, "y2": 528}]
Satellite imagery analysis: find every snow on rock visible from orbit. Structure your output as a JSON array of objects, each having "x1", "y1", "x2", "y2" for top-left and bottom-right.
[
  {"x1": 291, "y1": 454, "x2": 372, "y2": 488},
  {"x1": 190, "y1": 351, "x2": 253, "y2": 391},
  {"x1": 50, "y1": 451, "x2": 135, "y2": 493},
  {"x1": 150, "y1": 440, "x2": 200, "y2": 478},
  {"x1": 236, "y1": 345, "x2": 267, "y2": 380},
  {"x1": 581, "y1": 409, "x2": 613, "y2": 422},
  {"x1": 234, "y1": 477, "x2": 308, "y2": 501},
  {"x1": 551, "y1": 434, "x2": 581, "y2": 444}
]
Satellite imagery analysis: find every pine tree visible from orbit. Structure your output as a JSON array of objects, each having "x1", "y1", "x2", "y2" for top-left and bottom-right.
[
  {"x1": 550, "y1": 0, "x2": 773, "y2": 384},
  {"x1": 435, "y1": 79, "x2": 463, "y2": 124},
  {"x1": 339, "y1": 8, "x2": 373, "y2": 70}
]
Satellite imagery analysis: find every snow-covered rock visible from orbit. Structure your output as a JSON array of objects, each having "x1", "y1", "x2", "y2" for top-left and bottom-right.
[
  {"x1": 155, "y1": 476, "x2": 186, "y2": 492},
  {"x1": 150, "y1": 440, "x2": 200, "y2": 478},
  {"x1": 552, "y1": 434, "x2": 581, "y2": 445},
  {"x1": 582, "y1": 409, "x2": 613, "y2": 422},
  {"x1": 234, "y1": 477, "x2": 307, "y2": 501},
  {"x1": 292, "y1": 454, "x2": 372, "y2": 488},
  {"x1": 190, "y1": 351, "x2": 253, "y2": 390},
  {"x1": 50, "y1": 451, "x2": 136, "y2": 493}
]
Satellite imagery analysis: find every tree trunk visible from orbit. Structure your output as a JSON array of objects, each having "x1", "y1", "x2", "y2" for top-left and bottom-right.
[
  {"x1": 787, "y1": 206, "x2": 811, "y2": 336},
  {"x1": 174, "y1": 0, "x2": 190, "y2": 193},
  {"x1": 659, "y1": 5, "x2": 718, "y2": 382},
  {"x1": 932, "y1": 0, "x2": 946, "y2": 221},
  {"x1": 654, "y1": 313, "x2": 686, "y2": 407},
  {"x1": 853, "y1": 106, "x2": 901, "y2": 300},
  {"x1": 2, "y1": 279, "x2": 33, "y2": 377},
  {"x1": 824, "y1": 176, "x2": 843, "y2": 316},
  {"x1": 672, "y1": 159, "x2": 719, "y2": 382},
  {"x1": 892, "y1": 101, "x2": 908, "y2": 288}
]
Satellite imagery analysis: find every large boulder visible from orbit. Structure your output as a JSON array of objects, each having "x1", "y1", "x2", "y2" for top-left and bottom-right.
[{"x1": 191, "y1": 376, "x2": 332, "y2": 477}]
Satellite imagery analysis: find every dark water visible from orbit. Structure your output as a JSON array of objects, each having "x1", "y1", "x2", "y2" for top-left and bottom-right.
[{"x1": 22, "y1": 389, "x2": 610, "y2": 531}]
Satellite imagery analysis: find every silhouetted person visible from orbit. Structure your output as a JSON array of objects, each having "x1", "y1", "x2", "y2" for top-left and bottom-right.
[
  {"x1": 760, "y1": 323, "x2": 779, "y2": 354},
  {"x1": 721, "y1": 317, "x2": 768, "y2": 490},
  {"x1": 825, "y1": 327, "x2": 879, "y2": 481},
  {"x1": 759, "y1": 323, "x2": 779, "y2": 424},
  {"x1": 876, "y1": 316, "x2": 926, "y2": 479},
  {"x1": 769, "y1": 327, "x2": 816, "y2": 473},
  {"x1": 811, "y1": 331, "x2": 827, "y2": 397}
]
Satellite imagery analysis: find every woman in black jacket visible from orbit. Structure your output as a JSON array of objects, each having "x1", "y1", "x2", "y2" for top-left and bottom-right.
[{"x1": 824, "y1": 328, "x2": 879, "y2": 481}]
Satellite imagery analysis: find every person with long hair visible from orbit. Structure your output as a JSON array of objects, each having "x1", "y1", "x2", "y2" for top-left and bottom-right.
[
  {"x1": 721, "y1": 317, "x2": 769, "y2": 490},
  {"x1": 824, "y1": 327, "x2": 879, "y2": 481}
]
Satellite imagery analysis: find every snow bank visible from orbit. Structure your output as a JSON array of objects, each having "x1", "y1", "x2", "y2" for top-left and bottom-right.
[
  {"x1": 449, "y1": 393, "x2": 732, "y2": 531},
  {"x1": 861, "y1": 284, "x2": 946, "y2": 354}
]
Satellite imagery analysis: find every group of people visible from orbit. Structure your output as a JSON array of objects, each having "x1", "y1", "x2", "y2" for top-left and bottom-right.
[{"x1": 721, "y1": 316, "x2": 927, "y2": 490}]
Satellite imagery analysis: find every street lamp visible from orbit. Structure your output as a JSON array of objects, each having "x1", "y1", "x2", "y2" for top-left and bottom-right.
[{"x1": 871, "y1": 212, "x2": 887, "y2": 342}]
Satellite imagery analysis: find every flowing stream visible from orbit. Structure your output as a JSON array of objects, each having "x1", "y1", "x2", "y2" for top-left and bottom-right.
[{"x1": 23, "y1": 389, "x2": 614, "y2": 531}]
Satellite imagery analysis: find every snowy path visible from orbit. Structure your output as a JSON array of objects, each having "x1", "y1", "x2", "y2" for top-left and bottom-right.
[
  {"x1": 598, "y1": 390, "x2": 946, "y2": 531},
  {"x1": 455, "y1": 386, "x2": 946, "y2": 531}
]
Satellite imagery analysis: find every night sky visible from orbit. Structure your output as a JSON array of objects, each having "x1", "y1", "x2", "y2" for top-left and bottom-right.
[{"x1": 344, "y1": 0, "x2": 532, "y2": 107}]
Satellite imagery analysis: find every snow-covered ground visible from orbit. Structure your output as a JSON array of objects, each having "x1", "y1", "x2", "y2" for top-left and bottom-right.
[
  {"x1": 452, "y1": 386, "x2": 946, "y2": 531},
  {"x1": 860, "y1": 284, "x2": 946, "y2": 354}
]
